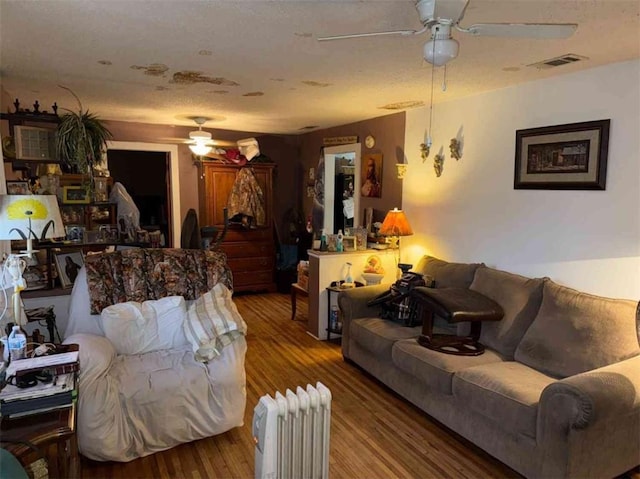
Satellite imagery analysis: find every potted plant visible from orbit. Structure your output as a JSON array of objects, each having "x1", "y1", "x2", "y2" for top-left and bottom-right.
[{"x1": 56, "y1": 86, "x2": 113, "y2": 176}]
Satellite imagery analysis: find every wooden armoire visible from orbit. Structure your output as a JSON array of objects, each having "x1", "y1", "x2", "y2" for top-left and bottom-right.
[{"x1": 199, "y1": 162, "x2": 276, "y2": 292}]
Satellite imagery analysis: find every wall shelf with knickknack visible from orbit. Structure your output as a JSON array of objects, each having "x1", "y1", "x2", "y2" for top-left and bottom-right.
[{"x1": 1, "y1": 109, "x2": 60, "y2": 168}]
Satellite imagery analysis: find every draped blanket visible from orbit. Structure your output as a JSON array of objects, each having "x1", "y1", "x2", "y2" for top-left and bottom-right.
[{"x1": 84, "y1": 248, "x2": 233, "y2": 314}]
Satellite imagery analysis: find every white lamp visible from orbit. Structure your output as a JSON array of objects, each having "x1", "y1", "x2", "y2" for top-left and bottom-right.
[{"x1": 0, "y1": 195, "x2": 64, "y2": 326}]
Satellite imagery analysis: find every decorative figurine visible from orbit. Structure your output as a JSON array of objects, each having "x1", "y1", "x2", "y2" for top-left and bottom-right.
[
  {"x1": 420, "y1": 142, "x2": 430, "y2": 162},
  {"x1": 450, "y1": 138, "x2": 462, "y2": 160},
  {"x1": 434, "y1": 154, "x2": 444, "y2": 177}
]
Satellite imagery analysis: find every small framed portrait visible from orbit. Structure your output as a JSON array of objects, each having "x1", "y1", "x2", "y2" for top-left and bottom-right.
[
  {"x1": 65, "y1": 225, "x2": 86, "y2": 242},
  {"x1": 342, "y1": 235, "x2": 357, "y2": 252},
  {"x1": 136, "y1": 230, "x2": 150, "y2": 243},
  {"x1": 62, "y1": 186, "x2": 90, "y2": 204},
  {"x1": 54, "y1": 250, "x2": 84, "y2": 289},
  {"x1": 6, "y1": 180, "x2": 30, "y2": 195},
  {"x1": 93, "y1": 177, "x2": 109, "y2": 202}
]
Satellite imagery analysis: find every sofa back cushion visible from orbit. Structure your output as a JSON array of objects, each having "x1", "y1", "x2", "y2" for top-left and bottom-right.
[
  {"x1": 414, "y1": 256, "x2": 483, "y2": 288},
  {"x1": 514, "y1": 280, "x2": 640, "y2": 378},
  {"x1": 470, "y1": 267, "x2": 545, "y2": 358}
]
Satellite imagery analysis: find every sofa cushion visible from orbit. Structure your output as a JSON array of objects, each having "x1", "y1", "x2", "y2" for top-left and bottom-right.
[
  {"x1": 452, "y1": 362, "x2": 556, "y2": 438},
  {"x1": 413, "y1": 256, "x2": 483, "y2": 288},
  {"x1": 350, "y1": 318, "x2": 421, "y2": 360},
  {"x1": 183, "y1": 283, "x2": 247, "y2": 362},
  {"x1": 515, "y1": 280, "x2": 640, "y2": 378},
  {"x1": 470, "y1": 267, "x2": 545, "y2": 359},
  {"x1": 392, "y1": 339, "x2": 506, "y2": 395}
]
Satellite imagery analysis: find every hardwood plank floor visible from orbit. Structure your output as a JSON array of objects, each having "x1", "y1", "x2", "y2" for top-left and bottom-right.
[{"x1": 79, "y1": 292, "x2": 639, "y2": 479}]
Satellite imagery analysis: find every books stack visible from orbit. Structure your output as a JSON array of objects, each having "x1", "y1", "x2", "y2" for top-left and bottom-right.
[{"x1": 0, "y1": 351, "x2": 79, "y2": 418}]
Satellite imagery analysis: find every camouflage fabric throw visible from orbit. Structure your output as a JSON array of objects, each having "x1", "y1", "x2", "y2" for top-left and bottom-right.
[{"x1": 84, "y1": 248, "x2": 233, "y2": 314}]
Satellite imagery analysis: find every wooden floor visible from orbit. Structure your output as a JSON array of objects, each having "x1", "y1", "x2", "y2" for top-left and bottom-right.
[{"x1": 79, "y1": 292, "x2": 637, "y2": 479}]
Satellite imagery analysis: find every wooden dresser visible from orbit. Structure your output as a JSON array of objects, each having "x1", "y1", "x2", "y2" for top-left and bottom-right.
[{"x1": 199, "y1": 162, "x2": 276, "y2": 293}]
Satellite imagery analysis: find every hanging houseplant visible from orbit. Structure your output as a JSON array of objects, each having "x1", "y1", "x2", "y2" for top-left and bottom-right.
[{"x1": 55, "y1": 86, "x2": 113, "y2": 176}]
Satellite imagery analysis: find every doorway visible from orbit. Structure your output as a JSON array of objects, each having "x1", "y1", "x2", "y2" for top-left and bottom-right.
[
  {"x1": 106, "y1": 141, "x2": 180, "y2": 247},
  {"x1": 107, "y1": 149, "x2": 172, "y2": 246}
]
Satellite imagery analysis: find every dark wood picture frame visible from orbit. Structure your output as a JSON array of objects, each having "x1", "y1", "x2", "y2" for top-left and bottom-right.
[{"x1": 514, "y1": 119, "x2": 610, "y2": 190}]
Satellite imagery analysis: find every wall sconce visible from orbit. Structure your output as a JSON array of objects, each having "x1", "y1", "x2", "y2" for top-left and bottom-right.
[{"x1": 396, "y1": 163, "x2": 408, "y2": 179}]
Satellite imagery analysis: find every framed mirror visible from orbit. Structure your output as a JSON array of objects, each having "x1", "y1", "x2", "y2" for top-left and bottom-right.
[{"x1": 323, "y1": 143, "x2": 361, "y2": 234}]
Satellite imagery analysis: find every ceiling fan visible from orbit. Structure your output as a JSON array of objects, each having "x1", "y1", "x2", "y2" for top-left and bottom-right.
[
  {"x1": 318, "y1": 0, "x2": 578, "y2": 66},
  {"x1": 185, "y1": 117, "x2": 235, "y2": 156},
  {"x1": 160, "y1": 116, "x2": 237, "y2": 155}
]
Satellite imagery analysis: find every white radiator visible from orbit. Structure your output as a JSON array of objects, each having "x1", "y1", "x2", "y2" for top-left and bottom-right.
[{"x1": 253, "y1": 382, "x2": 332, "y2": 479}]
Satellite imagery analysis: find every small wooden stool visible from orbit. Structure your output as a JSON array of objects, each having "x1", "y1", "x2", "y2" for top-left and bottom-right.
[{"x1": 290, "y1": 283, "x2": 309, "y2": 321}]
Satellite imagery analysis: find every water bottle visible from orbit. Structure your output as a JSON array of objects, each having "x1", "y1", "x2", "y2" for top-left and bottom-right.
[
  {"x1": 336, "y1": 229, "x2": 344, "y2": 252},
  {"x1": 330, "y1": 305, "x2": 339, "y2": 331},
  {"x1": 8, "y1": 325, "x2": 27, "y2": 361}
]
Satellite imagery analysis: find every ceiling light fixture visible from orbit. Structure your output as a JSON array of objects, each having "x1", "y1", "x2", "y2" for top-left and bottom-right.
[
  {"x1": 422, "y1": 24, "x2": 459, "y2": 67},
  {"x1": 188, "y1": 117, "x2": 213, "y2": 156},
  {"x1": 421, "y1": 23, "x2": 455, "y2": 161}
]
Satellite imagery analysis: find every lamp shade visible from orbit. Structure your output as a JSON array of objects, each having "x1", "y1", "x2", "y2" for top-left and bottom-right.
[
  {"x1": 0, "y1": 195, "x2": 65, "y2": 241},
  {"x1": 423, "y1": 37, "x2": 459, "y2": 66},
  {"x1": 379, "y1": 208, "x2": 413, "y2": 237},
  {"x1": 189, "y1": 142, "x2": 212, "y2": 156}
]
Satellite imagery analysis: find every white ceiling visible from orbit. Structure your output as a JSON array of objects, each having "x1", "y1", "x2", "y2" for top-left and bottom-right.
[{"x1": 1, "y1": 0, "x2": 639, "y2": 135}]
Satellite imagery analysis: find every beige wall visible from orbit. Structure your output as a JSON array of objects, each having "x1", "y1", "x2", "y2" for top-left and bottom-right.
[{"x1": 403, "y1": 60, "x2": 639, "y2": 300}]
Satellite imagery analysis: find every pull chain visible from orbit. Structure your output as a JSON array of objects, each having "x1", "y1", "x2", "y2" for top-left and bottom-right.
[{"x1": 442, "y1": 64, "x2": 448, "y2": 92}]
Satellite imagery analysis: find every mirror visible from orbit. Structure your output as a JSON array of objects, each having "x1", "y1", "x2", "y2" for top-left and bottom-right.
[{"x1": 323, "y1": 143, "x2": 361, "y2": 234}]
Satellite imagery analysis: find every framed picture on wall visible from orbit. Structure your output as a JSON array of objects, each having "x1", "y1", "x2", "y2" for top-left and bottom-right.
[
  {"x1": 54, "y1": 250, "x2": 84, "y2": 288},
  {"x1": 361, "y1": 153, "x2": 382, "y2": 198},
  {"x1": 514, "y1": 119, "x2": 610, "y2": 190}
]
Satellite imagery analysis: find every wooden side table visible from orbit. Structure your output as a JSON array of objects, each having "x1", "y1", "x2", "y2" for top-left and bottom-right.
[
  {"x1": 290, "y1": 282, "x2": 309, "y2": 321},
  {"x1": 1, "y1": 402, "x2": 79, "y2": 478}
]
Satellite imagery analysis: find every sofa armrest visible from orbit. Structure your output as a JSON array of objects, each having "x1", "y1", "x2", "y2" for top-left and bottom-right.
[
  {"x1": 338, "y1": 284, "x2": 389, "y2": 359},
  {"x1": 535, "y1": 355, "x2": 640, "y2": 476},
  {"x1": 64, "y1": 333, "x2": 116, "y2": 384},
  {"x1": 539, "y1": 354, "x2": 640, "y2": 432}
]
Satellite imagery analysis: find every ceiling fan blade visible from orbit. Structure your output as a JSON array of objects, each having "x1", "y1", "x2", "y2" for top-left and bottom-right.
[
  {"x1": 464, "y1": 23, "x2": 577, "y2": 39},
  {"x1": 317, "y1": 29, "x2": 422, "y2": 42}
]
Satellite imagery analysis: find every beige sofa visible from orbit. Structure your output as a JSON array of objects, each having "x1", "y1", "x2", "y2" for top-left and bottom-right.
[{"x1": 338, "y1": 256, "x2": 640, "y2": 478}]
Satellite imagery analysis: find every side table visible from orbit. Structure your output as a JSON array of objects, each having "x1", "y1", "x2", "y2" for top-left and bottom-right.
[
  {"x1": 326, "y1": 281, "x2": 365, "y2": 341},
  {"x1": 290, "y1": 283, "x2": 309, "y2": 321},
  {"x1": 1, "y1": 403, "x2": 79, "y2": 479}
]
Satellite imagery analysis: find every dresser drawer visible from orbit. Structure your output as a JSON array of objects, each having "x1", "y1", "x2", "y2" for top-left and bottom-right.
[
  {"x1": 221, "y1": 241, "x2": 274, "y2": 258},
  {"x1": 228, "y1": 256, "x2": 274, "y2": 273},
  {"x1": 224, "y1": 227, "x2": 272, "y2": 242},
  {"x1": 233, "y1": 270, "x2": 274, "y2": 288}
]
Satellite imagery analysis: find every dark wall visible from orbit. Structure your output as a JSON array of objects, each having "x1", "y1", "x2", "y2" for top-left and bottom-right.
[{"x1": 298, "y1": 112, "x2": 406, "y2": 234}]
